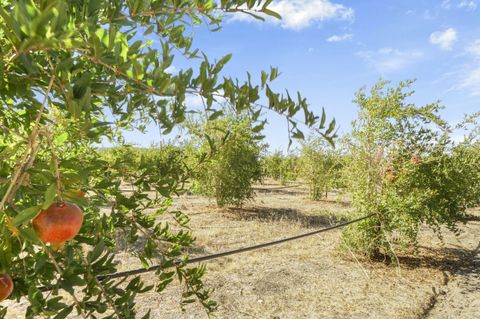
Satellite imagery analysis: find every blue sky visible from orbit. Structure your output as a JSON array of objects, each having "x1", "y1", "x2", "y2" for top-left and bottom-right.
[{"x1": 119, "y1": 0, "x2": 480, "y2": 151}]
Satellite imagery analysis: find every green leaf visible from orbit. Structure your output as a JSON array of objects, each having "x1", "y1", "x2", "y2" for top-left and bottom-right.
[
  {"x1": 262, "y1": 8, "x2": 281, "y2": 20},
  {"x1": 239, "y1": 10, "x2": 265, "y2": 21},
  {"x1": 54, "y1": 132, "x2": 68, "y2": 145},
  {"x1": 144, "y1": 25, "x2": 154, "y2": 36},
  {"x1": 261, "y1": 71, "x2": 268, "y2": 88},
  {"x1": 270, "y1": 67, "x2": 279, "y2": 81},
  {"x1": 95, "y1": 28, "x2": 109, "y2": 47},
  {"x1": 208, "y1": 110, "x2": 223, "y2": 121},
  {"x1": 141, "y1": 310, "x2": 152, "y2": 319},
  {"x1": 18, "y1": 226, "x2": 39, "y2": 243},
  {"x1": 88, "y1": 240, "x2": 105, "y2": 263},
  {"x1": 28, "y1": 286, "x2": 43, "y2": 304},
  {"x1": 13, "y1": 205, "x2": 42, "y2": 226},
  {"x1": 213, "y1": 54, "x2": 232, "y2": 73},
  {"x1": 292, "y1": 130, "x2": 305, "y2": 140},
  {"x1": 262, "y1": 0, "x2": 274, "y2": 10},
  {"x1": 42, "y1": 184, "x2": 57, "y2": 209},
  {"x1": 63, "y1": 274, "x2": 86, "y2": 287},
  {"x1": 63, "y1": 190, "x2": 89, "y2": 207},
  {"x1": 325, "y1": 119, "x2": 336, "y2": 136},
  {"x1": 53, "y1": 305, "x2": 74, "y2": 319},
  {"x1": 319, "y1": 108, "x2": 327, "y2": 129}
]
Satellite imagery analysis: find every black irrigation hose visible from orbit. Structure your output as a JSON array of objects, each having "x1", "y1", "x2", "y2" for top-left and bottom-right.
[
  {"x1": 252, "y1": 184, "x2": 304, "y2": 191},
  {"x1": 98, "y1": 214, "x2": 372, "y2": 280},
  {"x1": 39, "y1": 214, "x2": 372, "y2": 292}
]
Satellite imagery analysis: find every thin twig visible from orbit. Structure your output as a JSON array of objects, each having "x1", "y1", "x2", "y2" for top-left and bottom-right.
[
  {"x1": 0, "y1": 77, "x2": 55, "y2": 234},
  {"x1": 80, "y1": 51, "x2": 173, "y2": 98},
  {"x1": 9, "y1": 140, "x2": 42, "y2": 199},
  {"x1": 42, "y1": 130, "x2": 64, "y2": 202},
  {"x1": 199, "y1": 93, "x2": 209, "y2": 118},
  {"x1": 4, "y1": 51, "x2": 20, "y2": 72},
  {"x1": 0, "y1": 123, "x2": 28, "y2": 140},
  {"x1": 107, "y1": 6, "x2": 269, "y2": 22}
]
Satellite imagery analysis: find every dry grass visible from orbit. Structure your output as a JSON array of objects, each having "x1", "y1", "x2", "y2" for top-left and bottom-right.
[{"x1": 4, "y1": 182, "x2": 480, "y2": 318}]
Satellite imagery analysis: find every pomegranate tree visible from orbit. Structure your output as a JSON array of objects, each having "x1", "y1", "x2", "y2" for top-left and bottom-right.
[{"x1": 341, "y1": 80, "x2": 479, "y2": 260}]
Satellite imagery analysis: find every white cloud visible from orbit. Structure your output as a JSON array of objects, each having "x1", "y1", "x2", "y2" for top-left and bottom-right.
[
  {"x1": 184, "y1": 91, "x2": 228, "y2": 109},
  {"x1": 165, "y1": 65, "x2": 178, "y2": 74},
  {"x1": 441, "y1": 0, "x2": 452, "y2": 9},
  {"x1": 356, "y1": 47, "x2": 424, "y2": 73},
  {"x1": 422, "y1": 9, "x2": 437, "y2": 20},
  {"x1": 326, "y1": 33, "x2": 353, "y2": 42},
  {"x1": 458, "y1": 68, "x2": 480, "y2": 95},
  {"x1": 185, "y1": 94, "x2": 204, "y2": 108},
  {"x1": 457, "y1": 39, "x2": 480, "y2": 96},
  {"x1": 230, "y1": 0, "x2": 354, "y2": 30},
  {"x1": 458, "y1": 0, "x2": 478, "y2": 10},
  {"x1": 441, "y1": 0, "x2": 478, "y2": 10},
  {"x1": 430, "y1": 28, "x2": 457, "y2": 50},
  {"x1": 466, "y1": 39, "x2": 480, "y2": 56}
]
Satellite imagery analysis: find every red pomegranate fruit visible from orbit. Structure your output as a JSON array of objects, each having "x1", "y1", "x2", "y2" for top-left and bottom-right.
[
  {"x1": 385, "y1": 166, "x2": 397, "y2": 183},
  {"x1": 410, "y1": 154, "x2": 422, "y2": 165},
  {"x1": 0, "y1": 273, "x2": 13, "y2": 302},
  {"x1": 33, "y1": 202, "x2": 83, "y2": 245}
]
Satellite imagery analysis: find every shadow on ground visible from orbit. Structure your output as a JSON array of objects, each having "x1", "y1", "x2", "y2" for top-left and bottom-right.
[
  {"x1": 394, "y1": 243, "x2": 480, "y2": 279},
  {"x1": 463, "y1": 213, "x2": 480, "y2": 222},
  {"x1": 224, "y1": 206, "x2": 348, "y2": 228},
  {"x1": 252, "y1": 184, "x2": 306, "y2": 196}
]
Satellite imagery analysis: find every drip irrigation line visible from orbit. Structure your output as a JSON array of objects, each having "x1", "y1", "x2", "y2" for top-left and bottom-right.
[
  {"x1": 253, "y1": 184, "x2": 304, "y2": 191},
  {"x1": 38, "y1": 214, "x2": 372, "y2": 292}
]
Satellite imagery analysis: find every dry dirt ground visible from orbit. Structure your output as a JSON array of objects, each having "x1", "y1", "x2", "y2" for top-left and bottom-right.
[{"x1": 4, "y1": 181, "x2": 480, "y2": 318}]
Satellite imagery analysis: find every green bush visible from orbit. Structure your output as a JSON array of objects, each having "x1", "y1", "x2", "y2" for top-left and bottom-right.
[
  {"x1": 189, "y1": 115, "x2": 264, "y2": 207},
  {"x1": 341, "y1": 80, "x2": 479, "y2": 261},
  {"x1": 450, "y1": 141, "x2": 480, "y2": 208},
  {"x1": 100, "y1": 144, "x2": 190, "y2": 195},
  {"x1": 99, "y1": 146, "x2": 142, "y2": 180},
  {"x1": 298, "y1": 136, "x2": 343, "y2": 200},
  {"x1": 263, "y1": 151, "x2": 298, "y2": 185}
]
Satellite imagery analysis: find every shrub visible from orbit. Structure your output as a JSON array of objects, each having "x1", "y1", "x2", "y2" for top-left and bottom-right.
[
  {"x1": 189, "y1": 115, "x2": 264, "y2": 207},
  {"x1": 263, "y1": 151, "x2": 298, "y2": 185},
  {"x1": 298, "y1": 136, "x2": 343, "y2": 200},
  {"x1": 99, "y1": 146, "x2": 142, "y2": 180},
  {"x1": 341, "y1": 80, "x2": 478, "y2": 261},
  {"x1": 450, "y1": 142, "x2": 480, "y2": 208}
]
